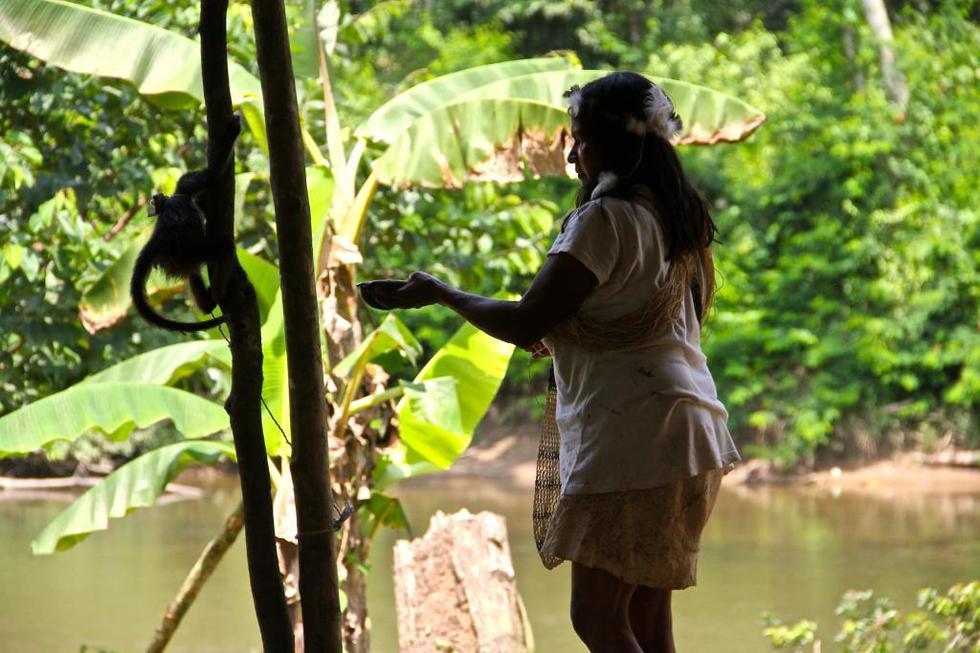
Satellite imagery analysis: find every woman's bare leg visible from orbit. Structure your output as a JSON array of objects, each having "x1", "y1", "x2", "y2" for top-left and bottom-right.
[
  {"x1": 569, "y1": 562, "x2": 642, "y2": 652},
  {"x1": 629, "y1": 585, "x2": 675, "y2": 653}
]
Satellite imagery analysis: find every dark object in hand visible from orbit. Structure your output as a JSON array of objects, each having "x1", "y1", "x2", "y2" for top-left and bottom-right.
[{"x1": 357, "y1": 280, "x2": 408, "y2": 310}]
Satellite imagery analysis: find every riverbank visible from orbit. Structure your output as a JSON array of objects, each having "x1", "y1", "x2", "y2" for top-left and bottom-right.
[
  {"x1": 1, "y1": 422, "x2": 977, "y2": 498},
  {"x1": 430, "y1": 422, "x2": 980, "y2": 495}
]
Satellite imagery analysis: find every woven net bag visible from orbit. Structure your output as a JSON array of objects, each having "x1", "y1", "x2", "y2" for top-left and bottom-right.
[{"x1": 533, "y1": 368, "x2": 563, "y2": 568}]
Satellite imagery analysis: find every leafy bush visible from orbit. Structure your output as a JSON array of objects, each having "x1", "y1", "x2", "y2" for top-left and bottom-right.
[{"x1": 763, "y1": 582, "x2": 980, "y2": 652}]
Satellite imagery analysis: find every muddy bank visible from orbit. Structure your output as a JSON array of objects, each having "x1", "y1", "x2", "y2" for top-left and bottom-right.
[{"x1": 427, "y1": 423, "x2": 980, "y2": 495}]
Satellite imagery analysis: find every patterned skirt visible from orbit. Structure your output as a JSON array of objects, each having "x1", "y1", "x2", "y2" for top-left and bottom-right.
[
  {"x1": 537, "y1": 468, "x2": 724, "y2": 590},
  {"x1": 533, "y1": 369, "x2": 727, "y2": 589}
]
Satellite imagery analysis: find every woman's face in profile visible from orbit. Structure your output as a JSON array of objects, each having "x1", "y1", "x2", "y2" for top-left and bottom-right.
[{"x1": 568, "y1": 118, "x2": 600, "y2": 183}]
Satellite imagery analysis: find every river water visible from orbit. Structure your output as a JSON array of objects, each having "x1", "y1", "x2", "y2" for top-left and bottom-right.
[{"x1": 1, "y1": 473, "x2": 977, "y2": 652}]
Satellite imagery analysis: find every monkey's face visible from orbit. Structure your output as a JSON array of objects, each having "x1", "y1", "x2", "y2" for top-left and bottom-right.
[{"x1": 149, "y1": 193, "x2": 167, "y2": 217}]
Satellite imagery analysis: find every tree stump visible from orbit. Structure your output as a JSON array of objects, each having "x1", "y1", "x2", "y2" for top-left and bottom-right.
[{"x1": 393, "y1": 509, "x2": 532, "y2": 652}]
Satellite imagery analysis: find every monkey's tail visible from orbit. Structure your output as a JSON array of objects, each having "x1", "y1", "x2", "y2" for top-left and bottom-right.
[{"x1": 130, "y1": 251, "x2": 227, "y2": 333}]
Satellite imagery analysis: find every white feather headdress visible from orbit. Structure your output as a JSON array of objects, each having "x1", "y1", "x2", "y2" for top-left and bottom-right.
[{"x1": 624, "y1": 84, "x2": 683, "y2": 140}]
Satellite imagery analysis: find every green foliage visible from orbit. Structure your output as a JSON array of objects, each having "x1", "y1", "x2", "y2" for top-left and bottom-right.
[
  {"x1": 368, "y1": 66, "x2": 764, "y2": 188},
  {"x1": 0, "y1": 0, "x2": 261, "y2": 108},
  {"x1": 0, "y1": 0, "x2": 974, "y2": 478},
  {"x1": 32, "y1": 440, "x2": 236, "y2": 554},
  {"x1": 763, "y1": 583, "x2": 980, "y2": 652},
  {"x1": 375, "y1": 320, "x2": 516, "y2": 487},
  {"x1": 648, "y1": 3, "x2": 980, "y2": 465},
  {"x1": 80, "y1": 340, "x2": 229, "y2": 386},
  {"x1": 762, "y1": 615, "x2": 818, "y2": 651},
  {"x1": 333, "y1": 312, "x2": 422, "y2": 378},
  {"x1": 0, "y1": 382, "x2": 227, "y2": 456}
]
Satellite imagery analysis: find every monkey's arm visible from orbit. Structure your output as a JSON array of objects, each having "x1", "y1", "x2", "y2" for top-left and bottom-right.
[
  {"x1": 175, "y1": 115, "x2": 242, "y2": 197},
  {"x1": 189, "y1": 272, "x2": 219, "y2": 314}
]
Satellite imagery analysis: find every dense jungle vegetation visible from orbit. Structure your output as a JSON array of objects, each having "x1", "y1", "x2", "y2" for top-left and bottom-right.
[{"x1": 1, "y1": 0, "x2": 976, "y2": 471}]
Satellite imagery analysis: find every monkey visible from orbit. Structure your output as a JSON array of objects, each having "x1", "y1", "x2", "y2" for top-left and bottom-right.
[{"x1": 130, "y1": 115, "x2": 241, "y2": 332}]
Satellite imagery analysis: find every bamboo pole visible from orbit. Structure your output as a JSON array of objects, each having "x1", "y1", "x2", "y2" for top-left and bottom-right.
[
  {"x1": 199, "y1": 1, "x2": 294, "y2": 650},
  {"x1": 249, "y1": 0, "x2": 344, "y2": 650}
]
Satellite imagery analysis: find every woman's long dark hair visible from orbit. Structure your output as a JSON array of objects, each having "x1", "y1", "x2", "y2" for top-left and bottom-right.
[{"x1": 571, "y1": 72, "x2": 719, "y2": 317}]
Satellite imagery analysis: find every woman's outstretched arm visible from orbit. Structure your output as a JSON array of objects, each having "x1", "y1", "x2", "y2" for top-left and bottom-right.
[{"x1": 362, "y1": 252, "x2": 598, "y2": 349}]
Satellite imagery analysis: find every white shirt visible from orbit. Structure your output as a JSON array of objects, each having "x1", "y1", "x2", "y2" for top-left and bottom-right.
[{"x1": 542, "y1": 188, "x2": 741, "y2": 495}]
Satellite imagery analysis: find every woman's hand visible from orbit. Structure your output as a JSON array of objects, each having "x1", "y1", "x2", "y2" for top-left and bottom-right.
[
  {"x1": 358, "y1": 272, "x2": 444, "y2": 310},
  {"x1": 523, "y1": 340, "x2": 551, "y2": 359}
]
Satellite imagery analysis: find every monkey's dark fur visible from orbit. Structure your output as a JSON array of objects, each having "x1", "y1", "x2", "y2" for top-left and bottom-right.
[{"x1": 131, "y1": 116, "x2": 240, "y2": 332}]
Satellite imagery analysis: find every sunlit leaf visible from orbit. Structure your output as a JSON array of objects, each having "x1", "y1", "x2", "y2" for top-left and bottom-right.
[
  {"x1": 356, "y1": 57, "x2": 575, "y2": 145},
  {"x1": 372, "y1": 70, "x2": 766, "y2": 188},
  {"x1": 360, "y1": 490, "x2": 410, "y2": 537},
  {"x1": 252, "y1": 162, "x2": 334, "y2": 456},
  {"x1": 308, "y1": 164, "x2": 336, "y2": 257},
  {"x1": 0, "y1": 383, "x2": 228, "y2": 456},
  {"x1": 407, "y1": 322, "x2": 514, "y2": 434},
  {"x1": 342, "y1": 0, "x2": 411, "y2": 46},
  {"x1": 237, "y1": 248, "x2": 279, "y2": 324},
  {"x1": 454, "y1": 71, "x2": 767, "y2": 145},
  {"x1": 333, "y1": 313, "x2": 422, "y2": 378},
  {"x1": 233, "y1": 171, "x2": 257, "y2": 230},
  {"x1": 260, "y1": 291, "x2": 290, "y2": 456},
  {"x1": 0, "y1": 0, "x2": 262, "y2": 109},
  {"x1": 376, "y1": 321, "x2": 514, "y2": 483},
  {"x1": 319, "y1": 1, "x2": 341, "y2": 55},
  {"x1": 81, "y1": 341, "x2": 230, "y2": 386},
  {"x1": 290, "y1": 0, "x2": 322, "y2": 80},
  {"x1": 396, "y1": 376, "x2": 463, "y2": 468},
  {"x1": 373, "y1": 444, "x2": 439, "y2": 490},
  {"x1": 32, "y1": 441, "x2": 236, "y2": 554}
]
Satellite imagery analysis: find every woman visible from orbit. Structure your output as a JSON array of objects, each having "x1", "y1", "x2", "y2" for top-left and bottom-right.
[{"x1": 360, "y1": 72, "x2": 740, "y2": 653}]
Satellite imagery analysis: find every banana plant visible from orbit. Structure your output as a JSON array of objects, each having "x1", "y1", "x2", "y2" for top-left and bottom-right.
[{"x1": 0, "y1": 251, "x2": 513, "y2": 545}]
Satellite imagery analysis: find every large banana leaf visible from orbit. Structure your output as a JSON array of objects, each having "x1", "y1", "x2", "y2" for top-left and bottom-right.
[
  {"x1": 78, "y1": 233, "x2": 179, "y2": 334},
  {"x1": 308, "y1": 164, "x2": 336, "y2": 256},
  {"x1": 0, "y1": 383, "x2": 228, "y2": 456},
  {"x1": 332, "y1": 313, "x2": 421, "y2": 378},
  {"x1": 454, "y1": 72, "x2": 766, "y2": 145},
  {"x1": 32, "y1": 440, "x2": 237, "y2": 554},
  {"x1": 376, "y1": 322, "x2": 514, "y2": 486},
  {"x1": 79, "y1": 239, "x2": 142, "y2": 333},
  {"x1": 412, "y1": 323, "x2": 514, "y2": 434},
  {"x1": 256, "y1": 165, "x2": 335, "y2": 455},
  {"x1": 0, "y1": 0, "x2": 261, "y2": 109},
  {"x1": 79, "y1": 243, "x2": 273, "y2": 333},
  {"x1": 81, "y1": 341, "x2": 231, "y2": 386},
  {"x1": 259, "y1": 291, "x2": 290, "y2": 455},
  {"x1": 372, "y1": 70, "x2": 766, "y2": 188},
  {"x1": 356, "y1": 57, "x2": 575, "y2": 145},
  {"x1": 395, "y1": 376, "x2": 463, "y2": 469},
  {"x1": 290, "y1": 0, "x2": 323, "y2": 81},
  {"x1": 237, "y1": 248, "x2": 280, "y2": 324}
]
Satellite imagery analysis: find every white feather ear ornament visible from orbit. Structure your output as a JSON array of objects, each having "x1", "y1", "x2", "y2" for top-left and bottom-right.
[
  {"x1": 590, "y1": 171, "x2": 619, "y2": 200},
  {"x1": 625, "y1": 85, "x2": 683, "y2": 140},
  {"x1": 565, "y1": 85, "x2": 584, "y2": 118}
]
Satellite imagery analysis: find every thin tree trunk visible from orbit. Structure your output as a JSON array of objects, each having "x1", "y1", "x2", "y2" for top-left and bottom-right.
[
  {"x1": 860, "y1": 0, "x2": 909, "y2": 108},
  {"x1": 200, "y1": 2, "x2": 294, "y2": 651},
  {"x1": 250, "y1": 1, "x2": 344, "y2": 652},
  {"x1": 842, "y1": 25, "x2": 865, "y2": 90},
  {"x1": 147, "y1": 503, "x2": 245, "y2": 653}
]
